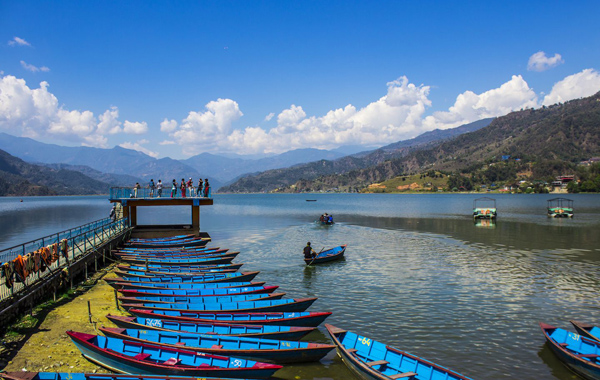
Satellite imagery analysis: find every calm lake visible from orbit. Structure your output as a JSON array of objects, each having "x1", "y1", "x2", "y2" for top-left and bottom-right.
[{"x1": 1, "y1": 193, "x2": 600, "y2": 380}]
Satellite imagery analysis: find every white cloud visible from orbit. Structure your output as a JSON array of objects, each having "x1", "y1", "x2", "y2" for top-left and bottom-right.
[
  {"x1": 9, "y1": 37, "x2": 31, "y2": 47},
  {"x1": 528, "y1": 51, "x2": 564, "y2": 72},
  {"x1": 160, "y1": 118, "x2": 178, "y2": 132},
  {"x1": 542, "y1": 68, "x2": 600, "y2": 106},
  {"x1": 264, "y1": 112, "x2": 275, "y2": 121},
  {"x1": 169, "y1": 98, "x2": 243, "y2": 155},
  {"x1": 0, "y1": 74, "x2": 140, "y2": 147},
  {"x1": 123, "y1": 120, "x2": 148, "y2": 134},
  {"x1": 119, "y1": 140, "x2": 159, "y2": 158},
  {"x1": 97, "y1": 107, "x2": 122, "y2": 134},
  {"x1": 159, "y1": 140, "x2": 176, "y2": 145},
  {"x1": 423, "y1": 75, "x2": 538, "y2": 130},
  {"x1": 20, "y1": 61, "x2": 50, "y2": 73}
]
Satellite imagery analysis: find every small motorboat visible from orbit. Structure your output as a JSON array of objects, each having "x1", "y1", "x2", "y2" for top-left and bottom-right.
[
  {"x1": 129, "y1": 309, "x2": 332, "y2": 327},
  {"x1": 305, "y1": 245, "x2": 346, "y2": 265},
  {"x1": 106, "y1": 314, "x2": 315, "y2": 340},
  {"x1": 548, "y1": 197, "x2": 574, "y2": 218},
  {"x1": 540, "y1": 322, "x2": 600, "y2": 380},
  {"x1": 67, "y1": 331, "x2": 280, "y2": 378},
  {"x1": 325, "y1": 324, "x2": 474, "y2": 380}
]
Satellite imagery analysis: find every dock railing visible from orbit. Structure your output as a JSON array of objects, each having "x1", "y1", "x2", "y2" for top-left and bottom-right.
[
  {"x1": 109, "y1": 186, "x2": 211, "y2": 200},
  {"x1": 0, "y1": 217, "x2": 129, "y2": 303}
]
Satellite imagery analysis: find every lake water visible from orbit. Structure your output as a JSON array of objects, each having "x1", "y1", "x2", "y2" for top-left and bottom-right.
[{"x1": 1, "y1": 193, "x2": 600, "y2": 379}]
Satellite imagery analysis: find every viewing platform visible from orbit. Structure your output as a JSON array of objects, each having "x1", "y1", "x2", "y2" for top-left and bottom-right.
[{"x1": 109, "y1": 187, "x2": 213, "y2": 238}]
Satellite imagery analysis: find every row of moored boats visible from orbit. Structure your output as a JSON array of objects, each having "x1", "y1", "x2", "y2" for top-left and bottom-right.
[{"x1": 5, "y1": 234, "x2": 600, "y2": 380}]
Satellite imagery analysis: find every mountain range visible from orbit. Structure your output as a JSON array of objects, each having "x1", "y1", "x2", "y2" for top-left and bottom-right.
[{"x1": 245, "y1": 92, "x2": 600, "y2": 193}]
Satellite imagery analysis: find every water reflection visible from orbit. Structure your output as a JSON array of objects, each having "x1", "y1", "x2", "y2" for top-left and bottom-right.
[{"x1": 474, "y1": 219, "x2": 496, "y2": 228}]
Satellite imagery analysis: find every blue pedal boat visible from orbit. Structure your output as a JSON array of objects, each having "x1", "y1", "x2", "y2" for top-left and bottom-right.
[
  {"x1": 130, "y1": 309, "x2": 332, "y2": 327},
  {"x1": 106, "y1": 314, "x2": 316, "y2": 340},
  {"x1": 119, "y1": 263, "x2": 243, "y2": 273},
  {"x1": 305, "y1": 245, "x2": 346, "y2": 265},
  {"x1": 113, "y1": 281, "x2": 267, "y2": 292},
  {"x1": 105, "y1": 271, "x2": 259, "y2": 286},
  {"x1": 121, "y1": 252, "x2": 239, "y2": 266},
  {"x1": 67, "y1": 331, "x2": 280, "y2": 378},
  {"x1": 119, "y1": 285, "x2": 278, "y2": 298},
  {"x1": 540, "y1": 322, "x2": 600, "y2": 380},
  {"x1": 0, "y1": 372, "x2": 251, "y2": 380},
  {"x1": 120, "y1": 297, "x2": 317, "y2": 313},
  {"x1": 117, "y1": 292, "x2": 285, "y2": 305},
  {"x1": 100, "y1": 327, "x2": 335, "y2": 363},
  {"x1": 325, "y1": 324, "x2": 475, "y2": 380},
  {"x1": 571, "y1": 320, "x2": 600, "y2": 342}
]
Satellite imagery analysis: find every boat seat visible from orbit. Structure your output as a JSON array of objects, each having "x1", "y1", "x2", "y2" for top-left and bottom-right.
[
  {"x1": 366, "y1": 360, "x2": 389, "y2": 367},
  {"x1": 388, "y1": 372, "x2": 418, "y2": 379},
  {"x1": 559, "y1": 343, "x2": 569, "y2": 347},
  {"x1": 578, "y1": 354, "x2": 600, "y2": 359},
  {"x1": 211, "y1": 344, "x2": 223, "y2": 349},
  {"x1": 163, "y1": 357, "x2": 181, "y2": 365},
  {"x1": 347, "y1": 348, "x2": 358, "y2": 354},
  {"x1": 133, "y1": 353, "x2": 152, "y2": 361}
]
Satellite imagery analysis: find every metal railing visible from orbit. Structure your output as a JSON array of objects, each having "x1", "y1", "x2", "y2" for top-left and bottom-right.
[
  {"x1": 109, "y1": 186, "x2": 212, "y2": 200},
  {"x1": 0, "y1": 217, "x2": 129, "y2": 302}
]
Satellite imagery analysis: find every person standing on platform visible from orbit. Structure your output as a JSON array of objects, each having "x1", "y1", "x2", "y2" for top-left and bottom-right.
[
  {"x1": 197, "y1": 178, "x2": 204, "y2": 197},
  {"x1": 149, "y1": 179, "x2": 155, "y2": 197},
  {"x1": 157, "y1": 179, "x2": 163, "y2": 197},
  {"x1": 187, "y1": 177, "x2": 195, "y2": 197},
  {"x1": 171, "y1": 179, "x2": 177, "y2": 198},
  {"x1": 204, "y1": 178, "x2": 210, "y2": 197},
  {"x1": 133, "y1": 182, "x2": 140, "y2": 198},
  {"x1": 180, "y1": 178, "x2": 187, "y2": 198},
  {"x1": 109, "y1": 205, "x2": 116, "y2": 222}
]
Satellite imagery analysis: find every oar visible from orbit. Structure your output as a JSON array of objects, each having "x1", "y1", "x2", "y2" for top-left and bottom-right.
[{"x1": 308, "y1": 247, "x2": 324, "y2": 266}]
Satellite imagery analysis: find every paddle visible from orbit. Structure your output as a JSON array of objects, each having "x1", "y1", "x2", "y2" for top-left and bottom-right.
[{"x1": 308, "y1": 247, "x2": 324, "y2": 266}]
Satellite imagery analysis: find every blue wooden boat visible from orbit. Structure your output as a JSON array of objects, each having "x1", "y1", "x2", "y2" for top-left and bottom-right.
[
  {"x1": 113, "y1": 281, "x2": 267, "y2": 292},
  {"x1": 121, "y1": 252, "x2": 239, "y2": 266},
  {"x1": 571, "y1": 320, "x2": 600, "y2": 342},
  {"x1": 115, "y1": 269, "x2": 239, "y2": 278},
  {"x1": 130, "y1": 309, "x2": 332, "y2": 327},
  {"x1": 124, "y1": 237, "x2": 211, "y2": 249},
  {"x1": 114, "y1": 248, "x2": 229, "y2": 259},
  {"x1": 305, "y1": 245, "x2": 346, "y2": 265},
  {"x1": 119, "y1": 285, "x2": 278, "y2": 298},
  {"x1": 0, "y1": 372, "x2": 248, "y2": 380},
  {"x1": 118, "y1": 246, "x2": 220, "y2": 253},
  {"x1": 67, "y1": 331, "x2": 280, "y2": 378},
  {"x1": 325, "y1": 324, "x2": 475, "y2": 380},
  {"x1": 117, "y1": 292, "x2": 285, "y2": 305},
  {"x1": 100, "y1": 327, "x2": 335, "y2": 363},
  {"x1": 105, "y1": 271, "x2": 259, "y2": 286},
  {"x1": 119, "y1": 263, "x2": 244, "y2": 272},
  {"x1": 120, "y1": 297, "x2": 317, "y2": 313},
  {"x1": 106, "y1": 314, "x2": 315, "y2": 340},
  {"x1": 540, "y1": 322, "x2": 600, "y2": 380},
  {"x1": 129, "y1": 234, "x2": 194, "y2": 242}
]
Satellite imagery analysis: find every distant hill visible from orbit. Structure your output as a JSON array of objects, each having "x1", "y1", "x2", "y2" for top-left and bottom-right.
[
  {"x1": 219, "y1": 118, "x2": 493, "y2": 193},
  {"x1": 182, "y1": 148, "x2": 345, "y2": 185},
  {"x1": 281, "y1": 92, "x2": 600, "y2": 191},
  {"x1": 0, "y1": 133, "x2": 345, "y2": 188},
  {"x1": 43, "y1": 163, "x2": 143, "y2": 187},
  {"x1": 0, "y1": 149, "x2": 111, "y2": 196}
]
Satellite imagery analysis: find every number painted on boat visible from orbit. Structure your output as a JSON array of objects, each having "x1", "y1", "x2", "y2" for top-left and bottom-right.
[
  {"x1": 146, "y1": 319, "x2": 163, "y2": 327},
  {"x1": 569, "y1": 333, "x2": 581, "y2": 341},
  {"x1": 232, "y1": 359, "x2": 242, "y2": 367},
  {"x1": 359, "y1": 337, "x2": 371, "y2": 346}
]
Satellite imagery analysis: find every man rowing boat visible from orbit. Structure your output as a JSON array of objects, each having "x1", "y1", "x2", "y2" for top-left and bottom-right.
[{"x1": 303, "y1": 242, "x2": 316, "y2": 259}]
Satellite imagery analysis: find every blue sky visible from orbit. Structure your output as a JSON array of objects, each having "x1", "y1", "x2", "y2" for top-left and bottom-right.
[{"x1": 1, "y1": 1, "x2": 600, "y2": 159}]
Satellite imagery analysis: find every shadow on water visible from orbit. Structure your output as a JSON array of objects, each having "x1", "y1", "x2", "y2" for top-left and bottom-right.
[{"x1": 538, "y1": 343, "x2": 579, "y2": 379}]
